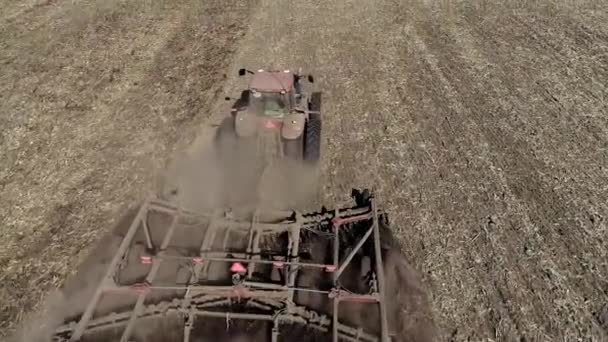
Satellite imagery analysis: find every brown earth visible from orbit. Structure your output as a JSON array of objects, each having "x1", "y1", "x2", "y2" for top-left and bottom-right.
[
  {"x1": 2, "y1": 0, "x2": 608, "y2": 341},
  {"x1": 0, "y1": 0, "x2": 254, "y2": 336}
]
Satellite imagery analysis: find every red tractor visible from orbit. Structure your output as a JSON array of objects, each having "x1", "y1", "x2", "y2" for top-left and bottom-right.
[{"x1": 215, "y1": 68, "x2": 322, "y2": 164}]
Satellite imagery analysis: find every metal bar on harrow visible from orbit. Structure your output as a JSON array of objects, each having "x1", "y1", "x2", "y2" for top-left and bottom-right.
[
  {"x1": 336, "y1": 323, "x2": 379, "y2": 342},
  {"x1": 242, "y1": 281, "x2": 285, "y2": 290},
  {"x1": 301, "y1": 206, "x2": 371, "y2": 225},
  {"x1": 152, "y1": 196, "x2": 379, "y2": 231},
  {"x1": 246, "y1": 211, "x2": 256, "y2": 257},
  {"x1": 287, "y1": 213, "x2": 302, "y2": 303},
  {"x1": 371, "y1": 199, "x2": 390, "y2": 342},
  {"x1": 158, "y1": 254, "x2": 332, "y2": 269},
  {"x1": 58, "y1": 301, "x2": 171, "y2": 336},
  {"x1": 188, "y1": 311, "x2": 378, "y2": 342},
  {"x1": 251, "y1": 228, "x2": 262, "y2": 277},
  {"x1": 245, "y1": 299, "x2": 274, "y2": 311},
  {"x1": 149, "y1": 200, "x2": 298, "y2": 229},
  {"x1": 247, "y1": 211, "x2": 261, "y2": 278},
  {"x1": 150, "y1": 199, "x2": 319, "y2": 231},
  {"x1": 194, "y1": 219, "x2": 298, "y2": 235},
  {"x1": 147, "y1": 201, "x2": 203, "y2": 219},
  {"x1": 195, "y1": 310, "x2": 274, "y2": 321},
  {"x1": 200, "y1": 209, "x2": 223, "y2": 279},
  {"x1": 334, "y1": 291, "x2": 379, "y2": 303},
  {"x1": 332, "y1": 209, "x2": 340, "y2": 342},
  {"x1": 183, "y1": 210, "x2": 220, "y2": 342},
  {"x1": 69, "y1": 201, "x2": 150, "y2": 342},
  {"x1": 332, "y1": 212, "x2": 373, "y2": 229},
  {"x1": 104, "y1": 283, "x2": 332, "y2": 297},
  {"x1": 57, "y1": 301, "x2": 380, "y2": 342},
  {"x1": 182, "y1": 281, "x2": 198, "y2": 342},
  {"x1": 142, "y1": 215, "x2": 154, "y2": 250},
  {"x1": 271, "y1": 318, "x2": 280, "y2": 342},
  {"x1": 120, "y1": 208, "x2": 180, "y2": 342},
  {"x1": 332, "y1": 297, "x2": 340, "y2": 342},
  {"x1": 115, "y1": 285, "x2": 290, "y2": 300},
  {"x1": 335, "y1": 225, "x2": 374, "y2": 279},
  {"x1": 198, "y1": 298, "x2": 232, "y2": 308}
]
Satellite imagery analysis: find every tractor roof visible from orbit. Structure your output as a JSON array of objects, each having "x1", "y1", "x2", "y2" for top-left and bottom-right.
[{"x1": 249, "y1": 70, "x2": 294, "y2": 92}]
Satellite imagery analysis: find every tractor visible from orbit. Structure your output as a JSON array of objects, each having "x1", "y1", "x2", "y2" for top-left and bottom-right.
[{"x1": 215, "y1": 68, "x2": 322, "y2": 164}]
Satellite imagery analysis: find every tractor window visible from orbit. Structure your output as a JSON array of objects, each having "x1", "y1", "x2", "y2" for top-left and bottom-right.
[{"x1": 250, "y1": 92, "x2": 287, "y2": 117}]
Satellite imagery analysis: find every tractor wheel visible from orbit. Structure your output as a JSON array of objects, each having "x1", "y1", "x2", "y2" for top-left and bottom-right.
[
  {"x1": 304, "y1": 92, "x2": 322, "y2": 164},
  {"x1": 232, "y1": 90, "x2": 250, "y2": 110},
  {"x1": 309, "y1": 91, "x2": 322, "y2": 113}
]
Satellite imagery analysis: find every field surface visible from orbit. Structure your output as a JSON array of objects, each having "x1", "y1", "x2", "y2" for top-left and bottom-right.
[{"x1": 1, "y1": 0, "x2": 608, "y2": 341}]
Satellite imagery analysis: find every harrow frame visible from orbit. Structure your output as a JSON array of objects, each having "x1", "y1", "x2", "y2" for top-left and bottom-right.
[{"x1": 53, "y1": 193, "x2": 391, "y2": 342}]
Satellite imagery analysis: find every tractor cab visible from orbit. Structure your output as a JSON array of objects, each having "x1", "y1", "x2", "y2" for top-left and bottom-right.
[
  {"x1": 246, "y1": 69, "x2": 297, "y2": 117},
  {"x1": 250, "y1": 91, "x2": 289, "y2": 118},
  {"x1": 218, "y1": 67, "x2": 321, "y2": 164}
]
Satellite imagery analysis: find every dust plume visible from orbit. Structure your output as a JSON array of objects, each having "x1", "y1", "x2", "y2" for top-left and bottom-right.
[
  {"x1": 7, "y1": 290, "x2": 68, "y2": 342},
  {"x1": 162, "y1": 136, "x2": 320, "y2": 214}
]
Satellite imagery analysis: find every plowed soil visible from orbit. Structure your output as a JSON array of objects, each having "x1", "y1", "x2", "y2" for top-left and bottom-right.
[
  {"x1": 0, "y1": 0, "x2": 253, "y2": 336},
  {"x1": 2, "y1": 0, "x2": 608, "y2": 341}
]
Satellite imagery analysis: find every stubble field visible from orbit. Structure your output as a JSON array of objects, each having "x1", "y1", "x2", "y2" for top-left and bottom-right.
[{"x1": 1, "y1": 0, "x2": 607, "y2": 340}]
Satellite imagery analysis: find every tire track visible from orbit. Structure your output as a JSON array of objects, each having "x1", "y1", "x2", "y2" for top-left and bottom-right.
[
  {"x1": 409, "y1": 4, "x2": 607, "y2": 339},
  {"x1": 391, "y1": 14, "x2": 539, "y2": 341},
  {"x1": 377, "y1": 0, "x2": 608, "y2": 339},
  {"x1": 453, "y1": 9, "x2": 608, "y2": 303}
]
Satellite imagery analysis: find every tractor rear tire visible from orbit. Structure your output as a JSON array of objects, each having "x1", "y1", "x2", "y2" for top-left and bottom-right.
[{"x1": 304, "y1": 93, "x2": 322, "y2": 164}]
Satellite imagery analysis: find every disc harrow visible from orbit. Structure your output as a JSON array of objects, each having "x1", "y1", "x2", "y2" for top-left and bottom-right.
[{"x1": 52, "y1": 190, "x2": 392, "y2": 342}]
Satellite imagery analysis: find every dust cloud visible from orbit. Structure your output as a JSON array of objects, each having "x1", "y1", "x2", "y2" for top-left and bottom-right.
[
  {"x1": 6, "y1": 225, "x2": 128, "y2": 342},
  {"x1": 162, "y1": 134, "x2": 320, "y2": 214},
  {"x1": 7, "y1": 290, "x2": 69, "y2": 342}
]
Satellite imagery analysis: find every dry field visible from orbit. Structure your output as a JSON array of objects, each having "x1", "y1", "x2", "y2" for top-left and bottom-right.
[
  {"x1": 2, "y1": 0, "x2": 608, "y2": 341},
  {"x1": 0, "y1": 0, "x2": 253, "y2": 336}
]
